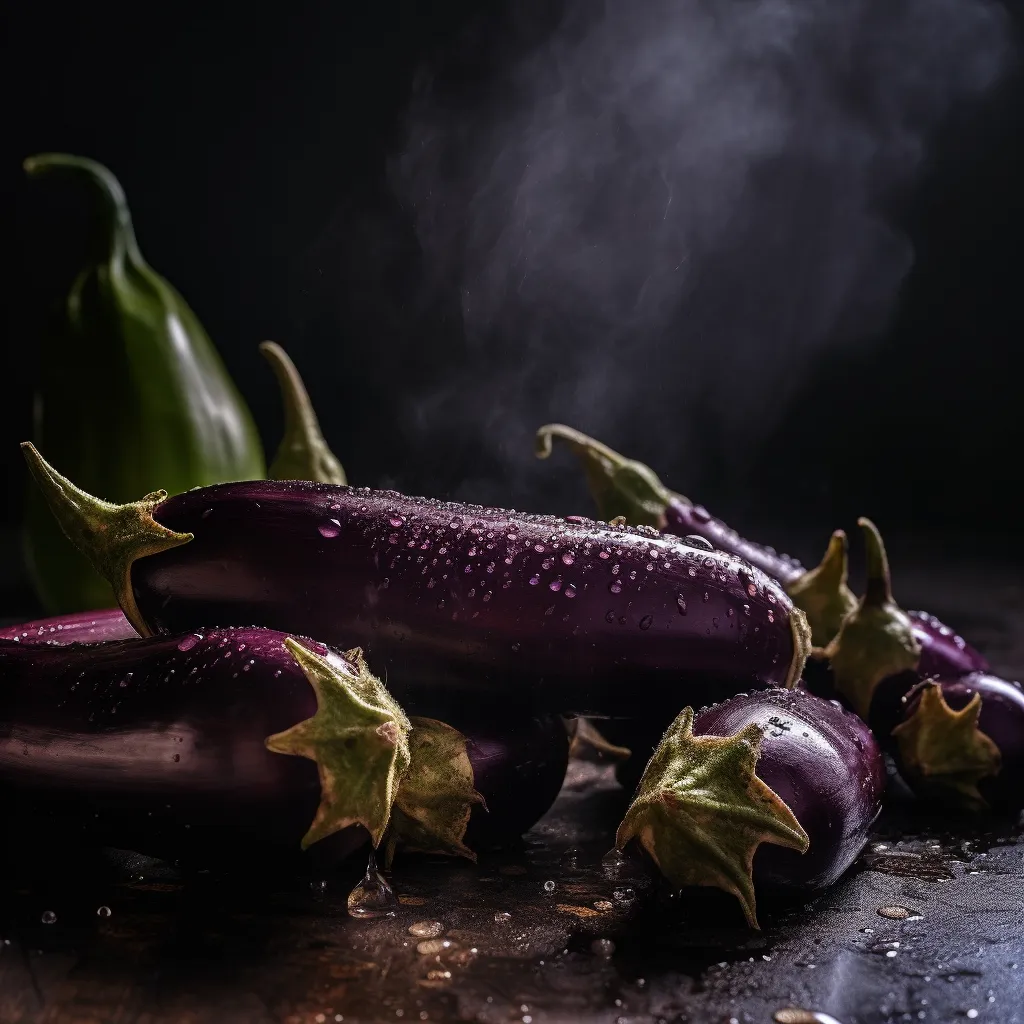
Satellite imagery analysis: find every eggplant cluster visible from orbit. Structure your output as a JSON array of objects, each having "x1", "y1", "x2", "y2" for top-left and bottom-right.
[{"x1": 7, "y1": 153, "x2": 1015, "y2": 931}]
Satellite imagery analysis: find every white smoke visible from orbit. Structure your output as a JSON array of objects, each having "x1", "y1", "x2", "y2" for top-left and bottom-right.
[{"x1": 386, "y1": 0, "x2": 1013, "y2": 506}]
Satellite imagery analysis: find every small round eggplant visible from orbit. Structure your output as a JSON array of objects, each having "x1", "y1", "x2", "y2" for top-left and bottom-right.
[
  {"x1": 891, "y1": 673, "x2": 1024, "y2": 813},
  {"x1": 615, "y1": 688, "x2": 884, "y2": 928},
  {"x1": 0, "y1": 628, "x2": 567, "y2": 868},
  {"x1": 21, "y1": 444, "x2": 810, "y2": 718},
  {"x1": 0, "y1": 608, "x2": 137, "y2": 645}
]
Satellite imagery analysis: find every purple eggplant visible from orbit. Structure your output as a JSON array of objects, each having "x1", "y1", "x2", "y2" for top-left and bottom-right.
[
  {"x1": 0, "y1": 626, "x2": 568, "y2": 867},
  {"x1": 20, "y1": 444, "x2": 811, "y2": 718},
  {"x1": 616, "y1": 687, "x2": 884, "y2": 928},
  {"x1": 0, "y1": 608, "x2": 136, "y2": 645},
  {"x1": 891, "y1": 673, "x2": 1024, "y2": 813},
  {"x1": 536, "y1": 424, "x2": 989, "y2": 671}
]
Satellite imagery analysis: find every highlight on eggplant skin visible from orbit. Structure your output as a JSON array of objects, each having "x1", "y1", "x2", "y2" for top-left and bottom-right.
[
  {"x1": 0, "y1": 627, "x2": 380, "y2": 866},
  {"x1": 891, "y1": 673, "x2": 1024, "y2": 814},
  {"x1": 615, "y1": 687, "x2": 884, "y2": 929},
  {"x1": 0, "y1": 607, "x2": 137, "y2": 645},
  {"x1": 0, "y1": 625, "x2": 570, "y2": 869},
  {"x1": 21, "y1": 443, "x2": 811, "y2": 718}
]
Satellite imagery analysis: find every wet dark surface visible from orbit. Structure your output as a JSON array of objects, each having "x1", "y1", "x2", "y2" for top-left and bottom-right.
[{"x1": 2, "y1": 554, "x2": 1024, "y2": 1023}]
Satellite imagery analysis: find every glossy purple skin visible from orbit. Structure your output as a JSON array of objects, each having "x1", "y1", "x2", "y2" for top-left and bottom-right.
[
  {"x1": 695, "y1": 688, "x2": 885, "y2": 890},
  {"x1": 0, "y1": 627, "x2": 331, "y2": 864},
  {"x1": 132, "y1": 481, "x2": 801, "y2": 716},
  {"x1": 664, "y1": 497, "x2": 805, "y2": 586},
  {"x1": 897, "y1": 673, "x2": 1024, "y2": 811},
  {"x1": 0, "y1": 628, "x2": 569, "y2": 865},
  {"x1": 909, "y1": 610, "x2": 989, "y2": 677},
  {"x1": 0, "y1": 608, "x2": 137, "y2": 645}
]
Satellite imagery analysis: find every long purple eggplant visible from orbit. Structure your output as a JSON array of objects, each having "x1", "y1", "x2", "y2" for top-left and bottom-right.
[
  {"x1": 0, "y1": 608, "x2": 136, "y2": 645},
  {"x1": 616, "y1": 687, "x2": 884, "y2": 928},
  {"x1": 20, "y1": 444, "x2": 811, "y2": 717},
  {"x1": 0, "y1": 627, "x2": 568, "y2": 867},
  {"x1": 536, "y1": 424, "x2": 989, "y2": 671},
  {"x1": 891, "y1": 673, "x2": 1024, "y2": 813}
]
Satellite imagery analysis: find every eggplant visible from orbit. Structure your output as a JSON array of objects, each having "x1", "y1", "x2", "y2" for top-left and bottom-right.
[
  {"x1": 0, "y1": 627, "x2": 567, "y2": 868},
  {"x1": 21, "y1": 444, "x2": 810, "y2": 718},
  {"x1": 0, "y1": 608, "x2": 136, "y2": 645},
  {"x1": 536, "y1": 424, "x2": 988, "y2": 668},
  {"x1": 616, "y1": 687, "x2": 884, "y2": 928},
  {"x1": 824, "y1": 519, "x2": 990, "y2": 743},
  {"x1": 891, "y1": 673, "x2": 1024, "y2": 813}
]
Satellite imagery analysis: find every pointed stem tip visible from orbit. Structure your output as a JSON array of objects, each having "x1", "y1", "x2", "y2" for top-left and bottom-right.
[
  {"x1": 858, "y1": 517, "x2": 894, "y2": 608},
  {"x1": 260, "y1": 341, "x2": 346, "y2": 486},
  {"x1": 19, "y1": 442, "x2": 191, "y2": 637}
]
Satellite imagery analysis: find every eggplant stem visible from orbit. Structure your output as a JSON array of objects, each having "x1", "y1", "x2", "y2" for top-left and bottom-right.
[
  {"x1": 859, "y1": 517, "x2": 894, "y2": 608},
  {"x1": 534, "y1": 423, "x2": 676, "y2": 528},
  {"x1": 260, "y1": 341, "x2": 347, "y2": 485},
  {"x1": 785, "y1": 530, "x2": 858, "y2": 649},
  {"x1": 19, "y1": 443, "x2": 192, "y2": 637},
  {"x1": 24, "y1": 153, "x2": 141, "y2": 267}
]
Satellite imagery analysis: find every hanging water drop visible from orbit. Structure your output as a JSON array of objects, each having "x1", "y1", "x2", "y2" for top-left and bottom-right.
[{"x1": 347, "y1": 850, "x2": 399, "y2": 919}]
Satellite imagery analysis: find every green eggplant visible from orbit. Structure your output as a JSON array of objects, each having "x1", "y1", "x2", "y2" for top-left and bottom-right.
[{"x1": 23, "y1": 153, "x2": 266, "y2": 614}]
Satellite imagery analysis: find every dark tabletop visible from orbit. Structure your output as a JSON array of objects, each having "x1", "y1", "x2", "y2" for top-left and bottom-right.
[{"x1": 2, "y1": 542, "x2": 1023, "y2": 1024}]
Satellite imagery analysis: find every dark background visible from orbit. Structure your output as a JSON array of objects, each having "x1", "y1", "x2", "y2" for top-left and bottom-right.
[{"x1": 2, "y1": 0, "x2": 1023, "y2": 616}]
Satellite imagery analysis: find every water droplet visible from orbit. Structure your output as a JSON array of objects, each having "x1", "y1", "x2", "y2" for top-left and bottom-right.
[
  {"x1": 593, "y1": 900, "x2": 614, "y2": 911},
  {"x1": 605, "y1": 610, "x2": 616, "y2": 623},
  {"x1": 409, "y1": 920, "x2": 444, "y2": 939},
  {"x1": 172, "y1": 753, "x2": 180, "y2": 762},
  {"x1": 318, "y1": 519, "x2": 341, "y2": 539},
  {"x1": 742, "y1": 604, "x2": 751, "y2": 616},
  {"x1": 549, "y1": 579, "x2": 562, "y2": 592},
  {"x1": 561, "y1": 552, "x2": 575, "y2": 565},
  {"x1": 688, "y1": 566, "x2": 697, "y2": 577},
  {"x1": 529, "y1": 576, "x2": 540, "y2": 586},
  {"x1": 609, "y1": 581, "x2": 622, "y2": 594},
  {"x1": 177, "y1": 633, "x2": 203, "y2": 652},
  {"x1": 543, "y1": 880, "x2": 556, "y2": 892},
  {"x1": 727, "y1": 607, "x2": 735, "y2": 618},
  {"x1": 878, "y1": 905, "x2": 920, "y2": 920},
  {"x1": 747, "y1": 582, "x2": 758, "y2": 597},
  {"x1": 767, "y1": 610, "x2": 775, "y2": 623},
  {"x1": 613, "y1": 887, "x2": 635, "y2": 902},
  {"x1": 639, "y1": 615, "x2": 653, "y2": 631},
  {"x1": 541, "y1": 557, "x2": 553, "y2": 570},
  {"x1": 493, "y1": 911, "x2": 511, "y2": 923},
  {"x1": 599, "y1": 550, "x2": 611, "y2": 559},
  {"x1": 703, "y1": 592, "x2": 710, "y2": 602},
  {"x1": 534, "y1": 543, "x2": 546, "y2": 553},
  {"x1": 390, "y1": 516, "x2": 405, "y2": 527},
  {"x1": 676, "y1": 594, "x2": 688, "y2": 615},
  {"x1": 416, "y1": 938, "x2": 453, "y2": 956},
  {"x1": 591, "y1": 938, "x2": 615, "y2": 958},
  {"x1": 347, "y1": 850, "x2": 398, "y2": 919},
  {"x1": 611, "y1": 564, "x2": 621, "y2": 575},
  {"x1": 511, "y1": 642, "x2": 521, "y2": 653},
  {"x1": 773, "y1": 1012, "x2": 842, "y2": 1024},
  {"x1": 96, "y1": 906, "x2": 111, "y2": 918},
  {"x1": 41, "y1": 910, "x2": 56, "y2": 925}
]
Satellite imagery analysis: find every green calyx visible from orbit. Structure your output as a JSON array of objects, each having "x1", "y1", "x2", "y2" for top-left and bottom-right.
[
  {"x1": 891, "y1": 683, "x2": 1000, "y2": 813},
  {"x1": 785, "y1": 530, "x2": 858, "y2": 649},
  {"x1": 615, "y1": 708, "x2": 808, "y2": 929},
  {"x1": 535, "y1": 424, "x2": 677, "y2": 529},
  {"x1": 265, "y1": 642, "x2": 412, "y2": 849},
  {"x1": 786, "y1": 607, "x2": 813, "y2": 689},
  {"x1": 824, "y1": 518, "x2": 921, "y2": 720},
  {"x1": 383, "y1": 717, "x2": 486, "y2": 866},
  {"x1": 20, "y1": 443, "x2": 191, "y2": 637},
  {"x1": 260, "y1": 341, "x2": 347, "y2": 486}
]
